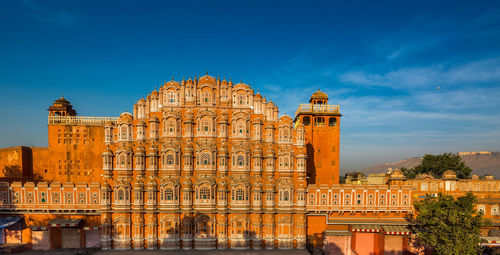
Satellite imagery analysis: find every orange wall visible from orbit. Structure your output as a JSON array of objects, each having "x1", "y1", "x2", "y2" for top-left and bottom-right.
[
  {"x1": 0, "y1": 146, "x2": 32, "y2": 180},
  {"x1": 47, "y1": 125, "x2": 105, "y2": 183},
  {"x1": 353, "y1": 232, "x2": 384, "y2": 255},
  {"x1": 301, "y1": 115, "x2": 340, "y2": 185}
]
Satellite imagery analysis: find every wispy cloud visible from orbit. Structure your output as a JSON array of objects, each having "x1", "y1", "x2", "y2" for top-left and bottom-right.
[
  {"x1": 19, "y1": 0, "x2": 77, "y2": 28},
  {"x1": 338, "y1": 57, "x2": 500, "y2": 89}
]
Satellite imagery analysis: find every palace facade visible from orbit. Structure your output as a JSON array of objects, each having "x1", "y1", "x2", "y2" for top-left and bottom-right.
[{"x1": 0, "y1": 74, "x2": 498, "y2": 254}]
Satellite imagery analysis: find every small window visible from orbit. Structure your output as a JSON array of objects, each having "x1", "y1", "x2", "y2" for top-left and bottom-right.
[
  {"x1": 303, "y1": 116, "x2": 311, "y2": 126},
  {"x1": 328, "y1": 118, "x2": 336, "y2": 127}
]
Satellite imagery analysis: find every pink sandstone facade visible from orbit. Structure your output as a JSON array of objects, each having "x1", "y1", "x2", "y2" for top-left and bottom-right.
[{"x1": 0, "y1": 74, "x2": 498, "y2": 254}]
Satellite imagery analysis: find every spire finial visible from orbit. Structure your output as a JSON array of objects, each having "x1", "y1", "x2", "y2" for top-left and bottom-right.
[
  {"x1": 206, "y1": 71, "x2": 208, "y2": 75},
  {"x1": 172, "y1": 75, "x2": 174, "y2": 81}
]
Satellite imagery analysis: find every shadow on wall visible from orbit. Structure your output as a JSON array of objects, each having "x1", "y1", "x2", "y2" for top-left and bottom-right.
[
  {"x1": 1, "y1": 165, "x2": 46, "y2": 182},
  {"x1": 322, "y1": 242, "x2": 345, "y2": 255},
  {"x1": 306, "y1": 143, "x2": 316, "y2": 184}
]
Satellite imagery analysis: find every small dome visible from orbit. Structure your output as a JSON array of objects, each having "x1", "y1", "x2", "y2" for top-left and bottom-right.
[
  {"x1": 151, "y1": 90, "x2": 159, "y2": 96},
  {"x1": 137, "y1": 120, "x2": 146, "y2": 126},
  {"x1": 309, "y1": 89, "x2": 329, "y2": 102},
  {"x1": 471, "y1": 174, "x2": 479, "y2": 179},
  {"x1": 138, "y1": 98, "x2": 146, "y2": 104},
  {"x1": 133, "y1": 179, "x2": 144, "y2": 188},
  {"x1": 484, "y1": 174, "x2": 494, "y2": 180},
  {"x1": 252, "y1": 117, "x2": 263, "y2": 124},
  {"x1": 442, "y1": 170, "x2": 457, "y2": 179},
  {"x1": 389, "y1": 168, "x2": 405, "y2": 180},
  {"x1": 149, "y1": 115, "x2": 159, "y2": 122},
  {"x1": 119, "y1": 112, "x2": 133, "y2": 123},
  {"x1": 103, "y1": 147, "x2": 113, "y2": 155}
]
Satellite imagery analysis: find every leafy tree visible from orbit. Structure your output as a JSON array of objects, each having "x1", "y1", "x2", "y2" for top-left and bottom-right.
[
  {"x1": 402, "y1": 153, "x2": 472, "y2": 179},
  {"x1": 412, "y1": 193, "x2": 486, "y2": 255}
]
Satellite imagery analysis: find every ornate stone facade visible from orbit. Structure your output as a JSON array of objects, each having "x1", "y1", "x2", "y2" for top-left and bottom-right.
[{"x1": 98, "y1": 75, "x2": 308, "y2": 250}]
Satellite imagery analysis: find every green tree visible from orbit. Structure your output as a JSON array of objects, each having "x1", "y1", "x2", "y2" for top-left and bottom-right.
[
  {"x1": 412, "y1": 193, "x2": 486, "y2": 255},
  {"x1": 402, "y1": 153, "x2": 472, "y2": 179}
]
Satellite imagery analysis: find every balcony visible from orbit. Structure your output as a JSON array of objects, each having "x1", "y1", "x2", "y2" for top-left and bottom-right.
[
  {"x1": 295, "y1": 104, "x2": 340, "y2": 117},
  {"x1": 48, "y1": 116, "x2": 118, "y2": 126}
]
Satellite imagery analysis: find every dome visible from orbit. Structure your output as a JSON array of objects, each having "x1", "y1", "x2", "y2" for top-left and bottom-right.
[
  {"x1": 119, "y1": 112, "x2": 133, "y2": 123},
  {"x1": 471, "y1": 174, "x2": 479, "y2": 180},
  {"x1": 198, "y1": 74, "x2": 216, "y2": 84},
  {"x1": 164, "y1": 80, "x2": 180, "y2": 87},
  {"x1": 484, "y1": 174, "x2": 494, "y2": 180},
  {"x1": 138, "y1": 98, "x2": 146, "y2": 104},
  {"x1": 151, "y1": 90, "x2": 159, "y2": 96},
  {"x1": 442, "y1": 170, "x2": 457, "y2": 179},
  {"x1": 234, "y1": 82, "x2": 250, "y2": 90},
  {"x1": 309, "y1": 89, "x2": 329, "y2": 102}
]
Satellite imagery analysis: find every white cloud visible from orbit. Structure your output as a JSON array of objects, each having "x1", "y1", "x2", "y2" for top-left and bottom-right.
[{"x1": 338, "y1": 57, "x2": 500, "y2": 89}]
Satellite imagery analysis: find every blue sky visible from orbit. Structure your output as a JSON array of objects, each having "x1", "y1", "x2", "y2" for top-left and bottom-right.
[{"x1": 1, "y1": 0, "x2": 499, "y2": 171}]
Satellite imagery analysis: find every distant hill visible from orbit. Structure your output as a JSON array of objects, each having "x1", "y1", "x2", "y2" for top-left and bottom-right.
[{"x1": 360, "y1": 152, "x2": 500, "y2": 178}]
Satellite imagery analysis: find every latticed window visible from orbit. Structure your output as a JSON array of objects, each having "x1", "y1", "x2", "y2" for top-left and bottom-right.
[
  {"x1": 117, "y1": 189, "x2": 124, "y2": 200},
  {"x1": 237, "y1": 155, "x2": 244, "y2": 166},
  {"x1": 201, "y1": 153, "x2": 211, "y2": 165},
  {"x1": 165, "y1": 188, "x2": 173, "y2": 200},
  {"x1": 200, "y1": 187, "x2": 210, "y2": 199},
  {"x1": 233, "y1": 188, "x2": 246, "y2": 201},
  {"x1": 203, "y1": 120, "x2": 209, "y2": 132},
  {"x1": 166, "y1": 154, "x2": 174, "y2": 165},
  {"x1": 168, "y1": 91, "x2": 176, "y2": 103},
  {"x1": 167, "y1": 120, "x2": 176, "y2": 133}
]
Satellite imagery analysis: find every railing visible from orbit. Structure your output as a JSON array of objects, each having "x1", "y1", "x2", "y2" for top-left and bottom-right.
[
  {"x1": 48, "y1": 116, "x2": 118, "y2": 126},
  {"x1": 77, "y1": 242, "x2": 102, "y2": 255},
  {"x1": 295, "y1": 104, "x2": 340, "y2": 116}
]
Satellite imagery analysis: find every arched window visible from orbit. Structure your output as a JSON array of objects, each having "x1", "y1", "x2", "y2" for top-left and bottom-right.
[
  {"x1": 232, "y1": 187, "x2": 247, "y2": 201},
  {"x1": 237, "y1": 155, "x2": 244, "y2": 166},
  {"x1": 167, "y1": 91, "x2": 177, "y2": 104},
  {"x1": 168, "y1": 119, "x2": 176, "y2": 133},
  {"x1": 166, "y1": 154, "x2": 174, "y2": 165},
  {"x1": 283, "y1": 190, "x2": 289, "y2": 201},
  {"x1": 329, "y1": 117, "x2": 337, "y2": 127},
  {"x1": 200, "y1": 187, "x2": 210, "y2": 199},
  {"x1": 303, "y1": 116, "x2": 310, "y2": 126},
  {"x1": 478, "y1": 205, "x2": 486, "y2": 214},
  {"x1": 165, "y1": 188, "x2": 173, "y2": 200},
  {"x1": 238, "y1": 94, "x2": 245, "y2": 105},
  {"x1": 202, "y1": 91, "x2": 211, "y2": 104},
  {"x1": 201, "y1": 153, "x2": 211, "y2": 165},
  {"x1": 492, "y1": 206, "x2": 499, "y2": 216}
]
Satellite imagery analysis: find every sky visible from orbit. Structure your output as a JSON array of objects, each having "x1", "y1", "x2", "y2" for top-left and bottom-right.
[{"x1": 1, "y1": 0, "x2": 499, "y2": 172}]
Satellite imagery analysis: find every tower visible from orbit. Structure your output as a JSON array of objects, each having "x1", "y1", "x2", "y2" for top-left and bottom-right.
[{"x1": 294, "y1": 90, "x2": 341, "y2": 184}]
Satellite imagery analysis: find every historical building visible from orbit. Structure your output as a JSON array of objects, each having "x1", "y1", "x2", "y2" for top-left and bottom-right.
[{"x1": 0, "y1": 74, "x2": 498, "y2": 254}]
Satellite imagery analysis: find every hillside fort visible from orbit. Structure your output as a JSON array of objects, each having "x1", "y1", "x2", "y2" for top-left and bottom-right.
[{"x1": 0, "y1": 74, "x2": 498, "y2": 254}]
